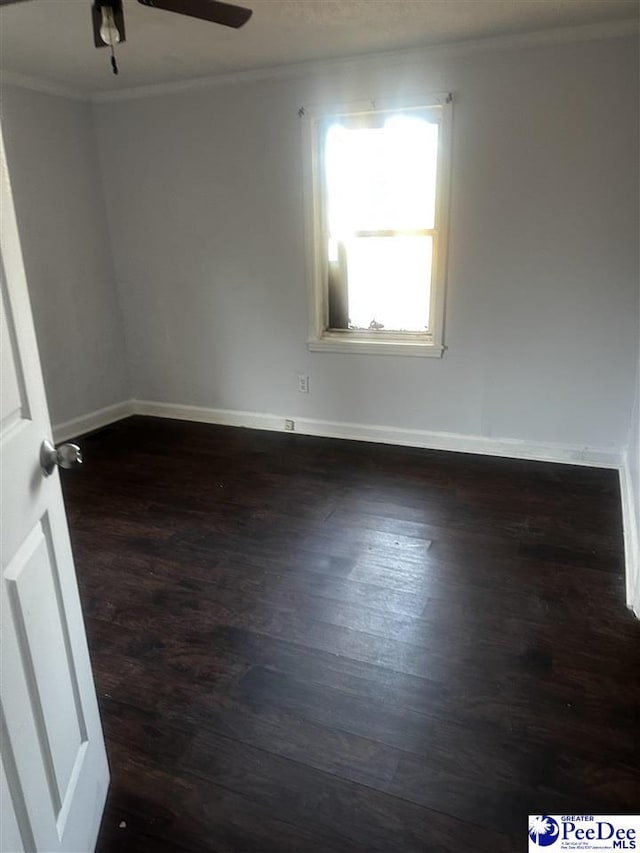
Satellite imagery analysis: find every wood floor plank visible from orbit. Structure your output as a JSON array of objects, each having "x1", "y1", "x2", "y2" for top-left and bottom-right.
[
  {"x1": 59, "y1": 416, "x2": 639, "y2": 852},
  {"x1": 98, "y1": 739, "x2": 355, "y2": 853}
]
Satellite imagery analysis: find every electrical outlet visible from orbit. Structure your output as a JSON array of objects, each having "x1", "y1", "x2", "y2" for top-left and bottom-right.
[
  {"x1": 298, "y1": 374, "x2": 309, "y2": 394},
  {"x1": 285, "y1": 419, "x2": 295, "y2": 431}
]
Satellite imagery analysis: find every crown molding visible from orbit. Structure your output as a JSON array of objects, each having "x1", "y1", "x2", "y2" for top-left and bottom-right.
[
  {"x1": 91, "y1": 17, "x2": 638, "y2": 104},
  {"x1": 1, "y1": 17, "x2": 637, "y2": 106},
  {"x1": 0, "y1": 70, "x2": 86, "y2": 101}
]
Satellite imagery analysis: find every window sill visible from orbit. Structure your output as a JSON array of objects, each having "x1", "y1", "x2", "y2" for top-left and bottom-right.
[{"x1": 307, "y1": 336, "x2": 445, "y2": 358}]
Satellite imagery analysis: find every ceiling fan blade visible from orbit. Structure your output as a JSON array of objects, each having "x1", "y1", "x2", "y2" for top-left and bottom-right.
[{"x1": 137, "y1": 0, "x2": 252, "y2": 29}]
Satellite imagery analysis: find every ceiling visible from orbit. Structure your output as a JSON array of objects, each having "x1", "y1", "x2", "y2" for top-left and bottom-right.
[{"x1": 1, "y1": 0, "x2": 638, "y2": 95}]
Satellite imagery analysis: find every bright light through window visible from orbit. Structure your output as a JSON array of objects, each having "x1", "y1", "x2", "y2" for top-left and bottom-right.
[{"x1": 324, "y1": 114, "x2": 439, "y2": 332}]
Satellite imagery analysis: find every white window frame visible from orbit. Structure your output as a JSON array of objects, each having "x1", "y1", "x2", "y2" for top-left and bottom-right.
[{"x1": 301, "y1": 93, "x2": 453, "y2": 357}]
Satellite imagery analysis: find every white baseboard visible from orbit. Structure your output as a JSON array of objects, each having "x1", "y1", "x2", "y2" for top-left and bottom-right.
[
  {"x1": 51, "y1": 397, "x2": 624, "y2": 469},
  {"x1": 54, "y1": 398, "x2": 637, "y2": 614},
  {"x1": 52, "y1": 401, "x2": 135, "y2": 443},
  {"x1": 132, "y1": 399, "x2": 622, "y2": 469},
  {"x1": 619, "y1": 456, "x2": 640, "y2": 617},
  {"x1": 134, "y1": 400, "x2": 290, "y2": 434}
]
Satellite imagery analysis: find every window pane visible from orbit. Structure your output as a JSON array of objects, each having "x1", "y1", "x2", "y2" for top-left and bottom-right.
[
  {"x1": 342, "y1": 236, "x2": 432, "y2": 332},
  {"x1": 325, "y1": 116, "x2": 439, "y2": 234}
]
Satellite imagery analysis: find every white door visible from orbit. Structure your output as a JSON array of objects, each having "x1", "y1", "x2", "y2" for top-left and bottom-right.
[{"x1": 0, "y1": 124, "x2": 109, "y2": 852}]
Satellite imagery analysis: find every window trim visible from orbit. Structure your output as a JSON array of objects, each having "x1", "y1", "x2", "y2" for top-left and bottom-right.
[{"x1": 301, "y1": 92, "x2": 453, "y2": 358}]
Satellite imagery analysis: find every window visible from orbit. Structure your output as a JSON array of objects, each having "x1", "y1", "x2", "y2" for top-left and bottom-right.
[{"x1": 302, "y1": 94, "x2": 453, "y2": 356}]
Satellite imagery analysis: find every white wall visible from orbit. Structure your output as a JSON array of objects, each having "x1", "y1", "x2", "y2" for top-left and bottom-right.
[
  {"x1": 625, "y1": 353, "x2": 640, "y2": 612},
  {"x1": 631, "y1": 359, "x2": 640, "y2": 519},
  {"x1": 93, "y1": 35, "x2": 639, "y2": 454},
  {"x1": 2, "y1": 85, "x2": 130, "y2": 428}
]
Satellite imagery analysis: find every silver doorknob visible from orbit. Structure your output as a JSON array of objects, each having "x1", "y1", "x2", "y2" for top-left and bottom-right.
[{"x1": 40, "y1": 440, "x2": 83, "y2": 477}]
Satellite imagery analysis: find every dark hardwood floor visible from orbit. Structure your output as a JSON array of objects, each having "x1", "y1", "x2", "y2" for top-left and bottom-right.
[{"x1": 61, "y1": 416, "x2": 640, "y2": 852}]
